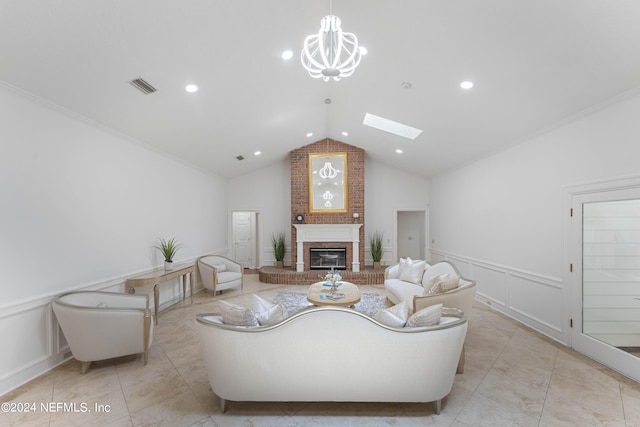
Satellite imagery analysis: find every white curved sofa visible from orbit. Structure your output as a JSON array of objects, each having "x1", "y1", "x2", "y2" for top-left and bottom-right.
[
  {"x1": 196, "y1": 306, "x2": 467, "y2": 414},
  {"x1": 52, "y1": 291, "x2": 154, "y2": 374}
]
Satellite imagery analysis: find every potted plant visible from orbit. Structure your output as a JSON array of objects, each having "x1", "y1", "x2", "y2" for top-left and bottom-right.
[
  {"x1": 153, "y1": 237, "x2": 182, "y2": 270},
  {"x1": 271, "y1": 232, "x2": 286, "y2": 268},
  {"x1": 369, "y1": 231, "x2": 384, "y2": 269}
]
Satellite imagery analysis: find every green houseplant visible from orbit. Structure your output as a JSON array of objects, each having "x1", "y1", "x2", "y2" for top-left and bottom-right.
[
  {"x1": 369, "y1": 231, "x2": 384, "y2": 269},
  {"x1": 271, "y1": 232, "x2": 286, "y2": 268},
  {"x1": 153, "y1": 237, "x2": 182, "y2": 270}
]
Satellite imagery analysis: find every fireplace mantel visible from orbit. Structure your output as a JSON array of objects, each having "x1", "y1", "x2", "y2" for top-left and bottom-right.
[{"x1": 294, "y1": 224, "x2": 362, "y2": 272}]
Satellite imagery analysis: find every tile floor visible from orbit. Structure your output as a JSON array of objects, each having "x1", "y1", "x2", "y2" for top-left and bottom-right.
[{"x1": 2, "y1": 274, "x2": 640, "y2": 426}]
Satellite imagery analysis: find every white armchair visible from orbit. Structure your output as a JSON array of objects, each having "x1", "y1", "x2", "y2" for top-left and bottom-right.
[
  {"x1": 198, "y1": 255, "x2": 243, "y2": 295},
  {"x1": 52, "y1": 291, "x2": 153, "y2": 374}
]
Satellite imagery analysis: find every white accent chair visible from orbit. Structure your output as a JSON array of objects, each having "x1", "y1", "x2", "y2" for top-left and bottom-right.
[
  {"x1": 198, "y1": 255, "x2": 243, "y2": 295},
  {"x1": 52, "y1": 291, "x2": 153, "y2": 374}
]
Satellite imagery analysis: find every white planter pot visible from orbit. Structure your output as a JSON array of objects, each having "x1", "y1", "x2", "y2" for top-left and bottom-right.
[{"x1": 164, "y1": 261, "x2": 174, "y2": 271}]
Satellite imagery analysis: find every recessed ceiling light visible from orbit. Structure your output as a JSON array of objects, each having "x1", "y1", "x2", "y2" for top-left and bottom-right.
[
  {"x1": 460, "y1": 81, "x2": 474, "y2": 89},
  {"x1": 341, "y1": 131, "x2": 349, "y2": 136},
  {"x1": 254, "y1": 151, "x2": 261, "y2": 156},
  {"x1": 281, "y1": 50, "x2": 293, "y2": 60},
  {"x1": 401, "y1": 82, "x2": 412, "y2": 89},
  {"x1": 363, "y1": 113, "x2": 423, "y2": 140},
  {"x1": 306, "y1": 132, "x2": 313, "y2": 137},
  {"x1": 396, "y1": 149, "x2": 403, "y2": 154},
  {"x1": 185, "y1": 84, "x2": 198, "y2": 92}
]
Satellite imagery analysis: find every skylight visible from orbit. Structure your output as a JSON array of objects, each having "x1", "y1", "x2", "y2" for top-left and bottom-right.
[{"x1": 363, "y1": 113, "x2": 422, "y2": 140}]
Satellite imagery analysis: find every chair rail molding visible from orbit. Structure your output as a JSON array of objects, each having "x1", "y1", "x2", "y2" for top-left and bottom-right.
[{"x1": 429, "y1": 248, "x2": 566, "y2": 345}]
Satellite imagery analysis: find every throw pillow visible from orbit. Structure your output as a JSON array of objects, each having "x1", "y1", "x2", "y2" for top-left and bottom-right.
[
  {"x1": 439, "y1": 275, "x2": 460, "y2": 293},
  {"x1": 425, "y1": 273, "x2": 448, "y2": 295},
  {"x1": 425, "y1": 274, "x2": 460, "y2": 295},
  {"x1": 250, "y1": 294, "x2": 289, "y2": 326},
  {"x1": 424, "y1": 274, "x2": 446, "y2": 295},
  {"x1": 399, "y1": 258, "x2": 427, "y2": 285},
  {"x1": 397, "y1": 257, "x2": 411, "y2": 278},
  {"x1": 218, "y1": 300, "x2": 259, "y2": 327},
  {"x1": 373, "y1": 300, "x2": 409, "y2": 327},
  {"x1": 214, "y1": 263, "x2": 227, "y2": 272},
  {"x1": 406, "y1": 303, "x2": 443, "y2": 327}
]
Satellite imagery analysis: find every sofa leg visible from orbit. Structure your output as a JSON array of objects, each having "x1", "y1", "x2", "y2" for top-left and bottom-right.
[
  {"x1": 81, "y1": 361, "x2": 91, "y2": 374},
  {"x1": 434, "y1": 399, "x2": 441, "y2": 415},
  {"x1": 219, "y1": 398, "x2": 227, "y2": 413}
]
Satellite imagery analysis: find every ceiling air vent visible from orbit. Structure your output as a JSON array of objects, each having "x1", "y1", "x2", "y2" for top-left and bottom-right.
[{"x1": 130, "y1": 78, "x2": 157, "y2": 95}]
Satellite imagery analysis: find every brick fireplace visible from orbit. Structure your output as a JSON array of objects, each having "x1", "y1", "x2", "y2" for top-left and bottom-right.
[
  {"x1": 294, "y1": 224, "x2": 362, "y2": 272},
  {"x1": 290, "y1": 139, "x2": 365, "y2": 271}
]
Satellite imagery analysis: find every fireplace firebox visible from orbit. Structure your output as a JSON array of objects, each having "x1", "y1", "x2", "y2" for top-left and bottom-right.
[{"x1": 309, "y1": 248, "x2": 347, "y2": 270}]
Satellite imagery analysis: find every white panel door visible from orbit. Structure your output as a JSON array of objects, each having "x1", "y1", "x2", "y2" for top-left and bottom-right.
[
  {"x1": 397, "y1": 210, "x2": 425, "y2": 260},
  {"x1": 233, "y1": 211, "x2": 251, "y2": 267},
  {"x1": 571, "y1": 188, "x2": 640, "y2": 382}
]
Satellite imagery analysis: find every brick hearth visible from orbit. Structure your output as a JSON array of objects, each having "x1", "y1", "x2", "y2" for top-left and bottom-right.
[{"x1": 258, "y1": 267, "x2": 385, "y2": 286}]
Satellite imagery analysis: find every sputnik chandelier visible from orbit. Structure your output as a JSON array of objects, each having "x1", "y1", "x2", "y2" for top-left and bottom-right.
[{"x1": 301, "y1": 1, "x2": 362, "y2": 81}]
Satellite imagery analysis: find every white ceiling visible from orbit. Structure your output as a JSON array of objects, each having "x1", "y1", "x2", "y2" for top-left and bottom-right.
[{"x1": 2, "y1": 0, "x2": 640, "y2": 179}]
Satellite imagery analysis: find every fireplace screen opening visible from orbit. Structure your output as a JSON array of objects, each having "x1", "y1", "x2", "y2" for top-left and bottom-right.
[{"x1": 310, "y1": 248, "x2": 347, "y2": 270}]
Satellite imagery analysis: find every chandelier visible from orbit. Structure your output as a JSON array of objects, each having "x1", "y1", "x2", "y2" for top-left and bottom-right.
[{"x1": 301, "y1": 8, "x2": 362, "y2": 82}]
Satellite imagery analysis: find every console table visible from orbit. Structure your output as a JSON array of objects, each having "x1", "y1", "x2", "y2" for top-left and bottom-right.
[{"x1": 126, "y1": 263, "x2": 195, "y2": 324}]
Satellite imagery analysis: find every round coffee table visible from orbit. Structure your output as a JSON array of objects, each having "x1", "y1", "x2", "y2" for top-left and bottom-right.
[{"x1": 307, "y1": 281, "x2": 361, "y2": 308}]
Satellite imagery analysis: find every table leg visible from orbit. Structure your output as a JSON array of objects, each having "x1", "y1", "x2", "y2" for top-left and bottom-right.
[
  {"x1": 154, "y1": 284, "x2": 159, "y2": 325},
  {"x1": 189, "y1": 271, "x2": 194, "y2": 304},
  {"x1": 181, "y1": 274, "x2": 186, "y2": 301}
]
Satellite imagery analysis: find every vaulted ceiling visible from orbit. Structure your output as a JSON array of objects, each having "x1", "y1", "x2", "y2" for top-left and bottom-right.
[{"x1": 2, "y1": 1, "x2": 640, "y2": 178}]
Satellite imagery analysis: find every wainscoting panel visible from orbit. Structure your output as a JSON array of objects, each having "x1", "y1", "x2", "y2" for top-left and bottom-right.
[
  {"x1": 473, "y1": 264, "x2": 508, "y2": 306},
  {"x1": 0, "y1": 254, "x2": 210, "y2": 396},
  {"x1": 0, "y1": 299, "x2": 56, "y2": 396},
  {"x1": 430, "y1": 249, "x2": 566, "y2": 344},
  {"x1": 508, "y1": 273, "x2": 563, "y2": 334},
  {"x1": 443, "y1": 255, "x2": 474, "y2": 281},
  {"x1": 429, "y1": 252, "x2": 447, "y2": 264}
]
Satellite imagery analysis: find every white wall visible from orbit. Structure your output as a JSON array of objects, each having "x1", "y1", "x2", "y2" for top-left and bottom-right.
[
  {"x1": 0, "y1": 83, "x2": 227, "y2": 394},
  {"x1": 429, "y1": 90, "x2": 640, "y2": 344},
  {"x1": 227, "y1": 159, "x2": 292, "y2": 266},
  {"x1": 365, "y1": 157, "x2": 430, "y2": 265},
  {"x1": 227, "y1": 155, "x2": 431, "y2": 268}
]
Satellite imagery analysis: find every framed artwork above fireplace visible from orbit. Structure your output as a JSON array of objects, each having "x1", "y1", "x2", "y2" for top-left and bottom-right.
[{"x1": 309, "y1": 152, "x2": 347, "y2": 212}]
